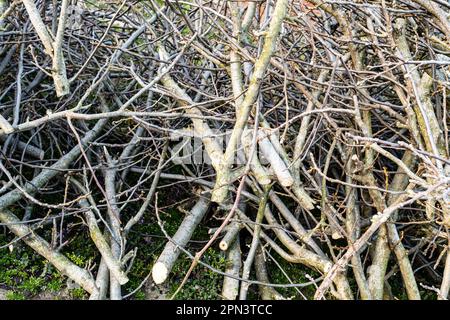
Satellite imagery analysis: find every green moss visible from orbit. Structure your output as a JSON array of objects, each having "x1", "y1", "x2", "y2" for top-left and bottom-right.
[
  {"x1": 70, "y1": 287, "x2": 87, "y2": 300},
  {"x1": 66, "y1": 252, "x2": 86, "y2": 267},
  {"x1": 47, "y1": 277, "x2": 64, "y2": 292},
  {"x1": 168, "y1": 248, "x2": 227, "y2": 300},
  {"x1": 181, "y1": 26, "x2": 190, "y2": 36},
  {"x1": 5, "y1": 291, "x2": 26, "y2": 300},
  {"x1": 0, "y1": 233, "x2": 78, "y2": 299},
  {"x1": 0, "y1": 240, "x2": 45, "y2": 289},
  {"x1": 134, "y1": 290, "x2": 146, "y2": 300},
  {"x1": 19, "y1": 276, "x2": 45, "y2": 295}
]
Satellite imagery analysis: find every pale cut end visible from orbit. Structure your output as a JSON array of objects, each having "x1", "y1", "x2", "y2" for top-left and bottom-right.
[
  {"x1": 279, "y1": 176, "x2": 294, "y2": 187},
  {"x1": 332, "y1": 231, "x2": 344, "y2": 240},
  {"x1": 152, "y1": 262, "x2": 169, "y2": 284},
  {"x1": 274, "y1": 168, "x2": 294, "y2": 187},
  {"x1": 219, "y1": 241, "x2": 228, "y2": 251},
  {"x1": 292, "y1": 186, "x2": 315, "y2": 210},
  {"x1": 268, "y1": 167, "x2": 293, "y2": 187},
  {"x1": 258, "y1": 176, "x2": 272, "y2": 185},
  {"x1": 0, "y1": 115, "x2": 14, "y2": 134}
]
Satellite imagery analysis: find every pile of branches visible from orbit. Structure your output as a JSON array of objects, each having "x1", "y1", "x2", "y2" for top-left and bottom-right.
[{"x1": 0, "y1": 0, "x2": 449, "y2": 300}]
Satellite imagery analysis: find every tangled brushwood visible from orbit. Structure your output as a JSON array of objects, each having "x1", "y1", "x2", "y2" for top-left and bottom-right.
[{"x1": 0, "y1": 0, "x2": 449, "y2": 300}]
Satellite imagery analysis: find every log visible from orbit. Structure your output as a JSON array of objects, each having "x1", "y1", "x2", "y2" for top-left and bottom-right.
[{"x1": 152, "y1": 197, "x2": 210, "y2": 284}]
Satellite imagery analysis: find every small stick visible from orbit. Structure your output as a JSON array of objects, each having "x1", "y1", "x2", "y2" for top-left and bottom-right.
[
  {"x1": 239, "y1": 184, "x2": 271, "y2": 300},
  {"x1": 221, "y1": 237, "x2": 241, "y2": 300}
]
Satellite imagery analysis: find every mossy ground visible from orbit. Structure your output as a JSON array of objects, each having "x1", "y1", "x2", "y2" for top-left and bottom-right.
[
  {"x1": 0, "y1": 185, "x2": 228, "y2": 300},
  {"x1": 0, "y1": 233, "x2": 93, "y2": 300},
  {"x1": 0, "y1": 185, "x2": 439, "y2": 300}
]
